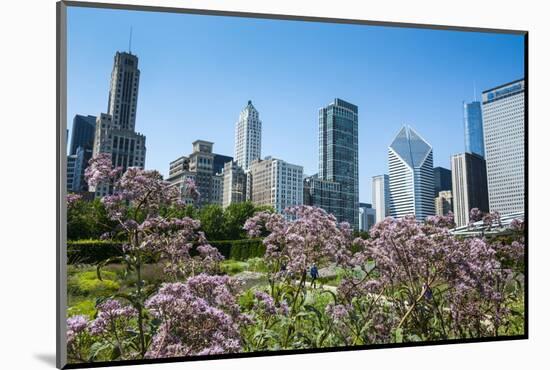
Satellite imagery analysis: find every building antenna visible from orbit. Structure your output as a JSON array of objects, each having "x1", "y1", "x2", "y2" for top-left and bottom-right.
[
  {"x1": 129, "y1": 26, "x2": 133, "y2": 54},
  {"x1": 473, "y1": 80, "x2": 477, "y2": 101}
]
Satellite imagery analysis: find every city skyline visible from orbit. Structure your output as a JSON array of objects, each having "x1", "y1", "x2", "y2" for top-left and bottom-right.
[{"x1": 67, "y1": 7, "x2": 525, "y2": 204}]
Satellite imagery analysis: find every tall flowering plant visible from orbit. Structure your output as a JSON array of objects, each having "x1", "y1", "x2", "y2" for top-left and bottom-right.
[
  {"x1": 66, "y1": 154, "x2": 225, "y2": 361},
  {"x1": 243, "y1": 205, "x2": 353, "y2": 348}
]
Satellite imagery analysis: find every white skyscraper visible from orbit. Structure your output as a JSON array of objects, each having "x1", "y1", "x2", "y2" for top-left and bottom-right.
[
  {"x1": 234, "y1": 100, "x2": 262, "y2": 171},
  {"x1": 388, "y1": 125, "x2": 435, "y2": 220},
  {"x1": 372, "y1": 174, "x2": 390, "y2": 223},
  {"x1": 482, "y1": 79, "x2": 525, "y2": 215},
  {"x1": 249, "y1": 157, "x2": 303, "y2": 215}
]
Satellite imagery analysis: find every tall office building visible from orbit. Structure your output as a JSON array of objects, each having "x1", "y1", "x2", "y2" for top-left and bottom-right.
[
  {"x1": 67, "y1": 155, "x2": 77, "y2": 191},
  {"x1": 69, "y1": 115, "x2": 96, "y2": 155},
  {"x1": 249, "y1": 157, "x2": 303, "y2": 214},
  {"x1": 234, "y1": 100, "x2": 262, "y2": 171},
  {"x1": 388, "y1": 125, "x2": 435, "y2": 220},
  {"x1": 482, "y1": 79, "x2": 525, "y2": 215},
  {"x1": 319, "y1": 98, "x2": 359, "y2": 228},
  {"x1": 91, "y1": 52, "x2": 147, "y2": 197},
  {"x1": 451, "y1": 152, "x2": 489, "y2": 226},
  {"x1": 434, "y1": 190, "x2": 453, "y2": 217},
  {"x1": 463, "y1": 101, "x2": 485, "y2": 158},
  {"x1": 372, "y1": 174, "x2": 390, "y2": 223},
  {"x1": 433, "y1": 167, "x2": 452, "y2": 197},
  {"x1": 222, "y1": 161, "x2": 247, "y2": 208},
  {"x1": 358, "y1": 203, "x2": 376, "y2": 232},
  {"x1": 107, "y1": 52, "x2": 140, "y2": 131},
  {"x1": 303, "y1": 175, "x2": 343, "y2": 221}
]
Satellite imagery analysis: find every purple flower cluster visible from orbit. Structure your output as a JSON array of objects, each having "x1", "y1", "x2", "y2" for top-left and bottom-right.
[
  {"x1": 244, "y1": 205, "x2": 353, "y2": 275},
  {"x1": 89, "y1": 299, "x2": 137, "y2": 335},
  {"x1": 66, "y1": 193, "x2": 82, "y2": 207},
  {"x1": 66, "y1": 315, "x2": 89, "y2": 346},
  {"x1": 253, "y1": 291, "x2": 289, "y2": 316},
  {"x1": 144, "y1": 274, "x2": 245, "y2": 358}
]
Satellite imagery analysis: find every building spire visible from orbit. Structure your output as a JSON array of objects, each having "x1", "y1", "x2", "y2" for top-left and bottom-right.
[
  {"x1": 473, "y1": 80, "x2": 477, "y2": 101},
  {"x1": 129, "y1": 26, "x2": 133, "y2": 54}
]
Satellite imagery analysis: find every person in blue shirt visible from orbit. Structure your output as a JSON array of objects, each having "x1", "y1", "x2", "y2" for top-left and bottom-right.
[{"x1": 310, "y1": 263, "x2": 319, "y2": 289}]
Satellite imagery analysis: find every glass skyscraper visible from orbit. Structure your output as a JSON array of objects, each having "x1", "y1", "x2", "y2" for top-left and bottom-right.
[
  {"x1": 319, "y1": 98, "x2": 359, "y2": 229},
  {"x1": 463, "y1": 101, "x2": 485, "y2": 158},
  {"x1": 69, "y1": 114, "x2": 96, "y2": 155}
]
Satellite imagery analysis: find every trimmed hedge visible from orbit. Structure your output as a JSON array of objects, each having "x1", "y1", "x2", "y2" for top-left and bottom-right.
[
  {"x1": 209, "y1": 239, "x2": 265, "y2": 261},
  {"x1": 67, "y1": 238, "x2": 265, "y2": 264},
  {"x1": 67, "y1": 240, "x2": 124, "y2": 264}
]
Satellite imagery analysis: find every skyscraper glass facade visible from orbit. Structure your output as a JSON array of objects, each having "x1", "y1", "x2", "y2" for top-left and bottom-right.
[
  {"x1": 69, "y1": 114, "x2": 96, "y2": 155},
  {"x1": 319, "y1": 98, "x2": 359, "y2": 229},
  {"x1": 464, "y1": 101, "x2": 485, "y2": 158}
]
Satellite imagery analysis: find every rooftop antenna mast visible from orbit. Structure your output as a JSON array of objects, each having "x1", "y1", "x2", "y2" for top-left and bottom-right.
[
  {"x1": 473, "y1": 81, "x2": 477, "y2": 101},
  {"x1": 129, "y1": 26, "x2": 133, "y2": 54}
]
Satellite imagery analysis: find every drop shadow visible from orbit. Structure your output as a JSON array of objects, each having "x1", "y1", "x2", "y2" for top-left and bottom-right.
[{"x1": 34, "y1": 353, "x2": 57, "y2": 367}]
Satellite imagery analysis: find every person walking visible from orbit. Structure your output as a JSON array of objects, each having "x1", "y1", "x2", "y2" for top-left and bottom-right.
[{"x1": 310, "y1": 263, "x2": 319, "y2": 289}]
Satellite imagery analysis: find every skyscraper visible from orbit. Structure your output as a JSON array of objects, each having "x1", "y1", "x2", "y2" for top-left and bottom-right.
[
  {"x1": 451, "y1": 152, "x2": 489, "y2": 226},
  {"x1": 482, "y1": 79, "x2": 525, "y2": 215},
  {"x1": 303, "y1": 175, "x2": 343, "y2": 221},
  {"x1": 433, "y1": 167, "x2": 452, "y2": 197},
  {"x1": 319, "y1": 98, "x2": 359, "y2": 228},
  {"x1": 90, "y1": 52, "x2": 147, "y2": 197},
  {"x1": 107, "y1": 52, "x2": 140, "y2": 131},
  {"x1": 372, "y1": 174, "x2": 390, "y2": 223},
  {"x1": 69, "y1": 114, "x2": 96, "y2": 155},
  {"x1": 234, "y1": 100, "x2": 262, "y2": 171},
  {"x1": 463, "y1": 101, "x2": 485, "y2": 158},
  {"x1": 388, "y1": 125, "x2": 435, "y2": 220}
]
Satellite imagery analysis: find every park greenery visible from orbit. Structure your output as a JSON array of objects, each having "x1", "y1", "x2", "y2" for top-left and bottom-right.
[{"x1": 66, "y1": 153, "x2": 525, "y2": 364}]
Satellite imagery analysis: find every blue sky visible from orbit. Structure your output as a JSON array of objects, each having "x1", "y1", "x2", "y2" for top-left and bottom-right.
[{"x1": 67, "y1": 6, "x2": 525, "y2": 203}]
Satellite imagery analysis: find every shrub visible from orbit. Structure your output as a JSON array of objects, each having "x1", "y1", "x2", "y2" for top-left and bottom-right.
[
  {"x1": 67, "y1": 240, "x2": 123, "y2": 264},
  {"x1": 220, "y1": 260, "x2": 249, "y2": 275},
  {"x1": 209, "y1": 239, "x2": 265, "y2": 261}
]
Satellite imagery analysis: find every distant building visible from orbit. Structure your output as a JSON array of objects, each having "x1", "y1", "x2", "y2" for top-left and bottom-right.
[
  {"x1": 222, "y1": 161, "x2": 247, "y2": 208},
  {"x1": 318, "y1": 98, "x2": 359, "y2": 228},
  {"x1": 451, "y1": 152, "x2": 489, "y2": 227},
  {"x1": 359, "y1": 203, "x2": 376, "y2": 232},
  {"x1": 433, "y1": 167, "x2": 452, "y2": 197},
  {"x1": 90, "y1": 51, "x2": 147, "y2": 197},
  {"x1": 388, "y1": 125, "x2": 435, "y2": 220},
  {"x1": 234, "y1": 100, "x2": 262, "y2": 171},
  {"x1": 372, "y1": 174, "x2": 390, "y2": 223},
  {"x1": 303, "y1": 175, "x2": 343, "y2": 221},
  {"x1": 69, "y1": 114, "x2": 96, "y2": 155},
  {"x1": 168, "y1": 141, "x2": 230, "y2": 207},
  {"x1": 67, "y1": 154, "x2": 77, "y2": 191},
  {"x1": 249, "y1": 157, "x2": 303, "y2": 214},
  {"x1": 213, "y1": 154, "x2": 233, "y2": 175},
  {"x1": 434, "y1": 190, "x2": 453, "y2": 217},
  {"x1": 464, "y1": 101, "x2": 485, "y2": 158},
  {"x1": 482, "y1": 79, "x2": 525, "y2": 215}
]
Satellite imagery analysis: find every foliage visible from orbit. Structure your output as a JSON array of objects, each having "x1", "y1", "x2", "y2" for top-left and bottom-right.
[
  {"x1": 68, "y1": 240, "x2": 124, "y2": 264},
  {"x1": 67, "y1": 198, "x2": 117, "y2": 241},
  {"x1": 66, "y1": 158, "x2": 525, "y2": 364}
]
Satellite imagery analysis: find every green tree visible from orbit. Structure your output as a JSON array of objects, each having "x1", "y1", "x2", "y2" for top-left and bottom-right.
[
  {"x1": 198, "y1": 204, "x2": 226, "y2": 240},
  {"x1": 223, "y1": 201, "x2": 268, "y2": 240},
  {"x1": 67, "y1": 198, "x2": 116, "y2": 240}
]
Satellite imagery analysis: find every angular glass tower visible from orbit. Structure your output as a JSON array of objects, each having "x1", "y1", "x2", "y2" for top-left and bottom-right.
[
  {"x1": 319, "y1": 98, "x2": 359, "y2": 229},
  {"x1": 388, "y1": 125, "x2": 435, "y2": 220},
  {"x1": 463, "y1": 101, "x2": 485, "y2": 158}
]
